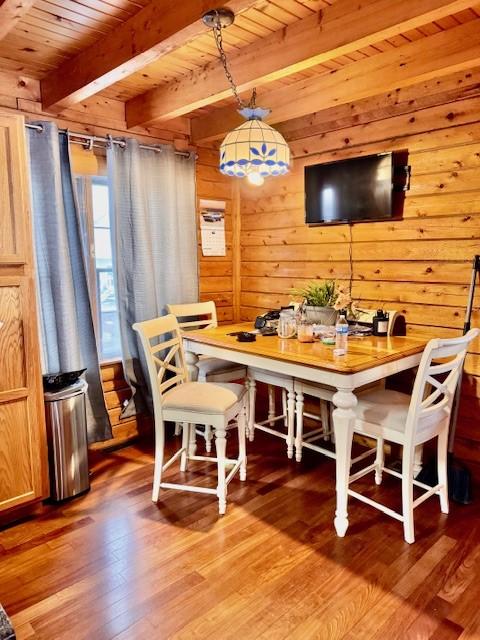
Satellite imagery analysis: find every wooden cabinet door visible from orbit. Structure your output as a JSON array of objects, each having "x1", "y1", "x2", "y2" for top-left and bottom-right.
[
  {"x1": 0, "y1": 111, "x2": 48, "y2": 514},
  {"x1": 0, "y1": 112, "x2": 28, "y2": 265},
  {"x1": 0, "y1": 277, "x2": 46, "y2": 510}
]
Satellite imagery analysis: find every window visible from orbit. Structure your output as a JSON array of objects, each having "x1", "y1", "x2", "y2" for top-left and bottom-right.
[{"x1": 76, "y1": 175, "x2": 121, "y2": 361}]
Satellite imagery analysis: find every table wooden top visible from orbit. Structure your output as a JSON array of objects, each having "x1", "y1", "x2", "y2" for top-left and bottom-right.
[{"x1": 182, "y1": 323, "x2": 429, "y2": 375}]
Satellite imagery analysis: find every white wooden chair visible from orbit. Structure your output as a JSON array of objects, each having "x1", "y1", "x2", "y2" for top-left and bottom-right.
[
  {"x1": 133, "y1": 314, "x2": 248, "y2": 515},
  {"x1": 294, "y1": 309, "x2": 400, "y2": 463},
  {"x1": 167, "y1": 301, "x2": 247, "y2": 452},
  {"x1": 246, "y1": 302, "x2": 298, "y2": 458},
  {"x1": 247, "y1": 368, "x2": 295, "y2": 458},
  {"x1": 347, "y1": 329, "x2": 478, "y2": 543}
]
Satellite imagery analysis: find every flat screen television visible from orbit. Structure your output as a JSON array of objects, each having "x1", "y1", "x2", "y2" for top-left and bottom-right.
[{"x1": 305, "y1": 152, "x2": 394, "y2": 225}]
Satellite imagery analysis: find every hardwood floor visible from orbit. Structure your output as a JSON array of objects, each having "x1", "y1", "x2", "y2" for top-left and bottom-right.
[{"x1": 1, "y1": 431, "x2": 480, "y2": 640}]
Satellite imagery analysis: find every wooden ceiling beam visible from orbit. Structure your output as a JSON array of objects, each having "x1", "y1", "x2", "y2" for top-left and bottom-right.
[
  {"x1": 40, "y1": 0, "x2": 263, "y2": 112},
  {"x1": 0, "y1": 0, "x2": 36, "y2": 41},
  {"x1": 125, "y1": 0, "x2": 476, "y2": 128},
  {"x1": 191, "y1": 19, "x2": 480, "y2": 143}
]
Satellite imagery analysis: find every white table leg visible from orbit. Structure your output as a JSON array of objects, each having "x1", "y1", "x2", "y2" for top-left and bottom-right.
[
  {"x1": 332, "y1": 387, "x2": 357, "y2": 537},
  {"x1": 185, "y1": 350, "x2": 199, "y2": 382},
  {"x1": 413, "y1": 444, "x2": 423, "y2": 477}
]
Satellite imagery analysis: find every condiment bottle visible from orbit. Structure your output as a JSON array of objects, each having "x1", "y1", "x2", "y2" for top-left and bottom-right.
[{"x1": 373, "y1": 310, "x2": 389, "y2": 336}]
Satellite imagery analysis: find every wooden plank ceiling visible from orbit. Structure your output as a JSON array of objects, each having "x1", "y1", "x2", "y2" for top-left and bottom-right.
[{"x1": 0, "y1": 0, "x2": 480, "y2": 142}]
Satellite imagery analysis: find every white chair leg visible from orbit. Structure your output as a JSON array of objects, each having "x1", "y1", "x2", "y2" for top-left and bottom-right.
[
  {"x1": 238, "y1": 402, "x2": 247, "y2": 481},
  {"x1": 248, "y1": 377, "x2": 256, "y2": 442},
  {"x1": 268, "y1": 384, "x2": 276, "y2": 425},
  {"x1": 205, "y1": 424, "x2": 213, "y2": 453},
  {"x1": 174, "y1": 422, "x2": 182, "y2": 436},
  {"x1": 320, "y1": 400, "x2": 330, "y2": 441},
  {"x1": 188, "y1": 423, "x2": 197, "y2": 457},
  {"x1": 437, "y1": 428, "x2": 449, "y2": 514},
  {"x1": 402, "y1": 448, "x2": 415, "y2": 544},
  {"x1": 295, "y1": 391, "x2": 304, "y2": 462},
  {"x1": 375, "y1": 438, "x2": 384, "y2": 485},
  {"x1": 287, "y1": 389, "x2": 295, "y2": 459},
  {"x1": 152, "y1": 425, "x2": 165, "y2": 503},
  {"x1": 282, "y1": 389, "x2": 288, "y2": 427},
  {"x1": 180, "y1": 421, "x2": 189, "y2": 472},
  {"x1": 215, "y1": 427, "x2": 227, "y2": 515}
]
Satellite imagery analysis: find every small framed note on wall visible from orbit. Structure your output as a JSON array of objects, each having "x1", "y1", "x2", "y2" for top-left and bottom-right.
[{"x1": 199, "y1": 199, "x2": 226, "y2": 257}]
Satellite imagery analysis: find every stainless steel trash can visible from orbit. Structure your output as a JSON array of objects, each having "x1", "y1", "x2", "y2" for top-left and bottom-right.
[{"x1": 44, "y1": 379, "x2": 90, "y2": 501}]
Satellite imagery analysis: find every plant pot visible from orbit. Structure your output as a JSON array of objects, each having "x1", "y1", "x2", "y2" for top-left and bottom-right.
[{"x1": 305, "y1": 306, "x2": 338, "y2": 325}]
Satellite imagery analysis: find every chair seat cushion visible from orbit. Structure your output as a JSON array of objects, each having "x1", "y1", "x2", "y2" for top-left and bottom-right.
[
  {"x1": 354, "y1": 389, "x2": 410, "y2": 432},
  {"x1": 163, "y1": 382, "x2": 245, "y2": 415},
  {"x1": 197, "y1": 356, "x2": 246, "y2": 377}
]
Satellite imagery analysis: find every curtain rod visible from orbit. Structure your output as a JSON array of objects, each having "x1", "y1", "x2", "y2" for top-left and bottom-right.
[{"x1": 25, "y1": 123, "x2": 195, "y2": 158}]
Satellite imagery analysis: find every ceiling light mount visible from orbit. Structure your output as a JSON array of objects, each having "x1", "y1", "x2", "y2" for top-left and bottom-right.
[{"x1": 202, "y1": 8, "x2": 235, "y2": 29}]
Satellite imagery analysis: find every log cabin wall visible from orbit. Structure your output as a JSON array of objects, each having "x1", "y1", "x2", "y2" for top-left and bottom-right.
[
  {"x1": 0, "y1": 73, "x2": 192, "y2": 449},
  {"x1": 238, "y1": 71, "x2": 480, "y2": 467},
  {"x1": 197, "y1": 146, "x2": 240, "y2": 324}
]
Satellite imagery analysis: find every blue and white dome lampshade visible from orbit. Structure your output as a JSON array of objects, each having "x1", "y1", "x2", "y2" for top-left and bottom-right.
[{"x1": 219, "y1": 107, "x2": 290, "y2": 186}]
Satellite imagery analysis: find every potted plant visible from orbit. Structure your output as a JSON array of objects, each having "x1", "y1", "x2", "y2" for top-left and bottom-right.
[{"x1": 290, "y1": 280, "x2": 352, "y2": 325}]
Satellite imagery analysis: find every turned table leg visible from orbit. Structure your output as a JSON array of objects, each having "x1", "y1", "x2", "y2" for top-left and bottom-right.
[
  {"x1": 185, "y1": 349, "x2": 199, "y2": 382},
  {"x1": 332, "y1": 387, "x2": 357, "y2": 537}
]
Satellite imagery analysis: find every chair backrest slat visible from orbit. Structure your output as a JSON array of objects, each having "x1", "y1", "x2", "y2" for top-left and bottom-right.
[
  {"x1": 133, "y1": 315, "x2": 188, "y2": 418},
  {"x1": 406, "y1": 329, "x2": 479, "y2": 443},
  {"x1": 167, "y1": 301, "x2": 218, "y2": 331}
]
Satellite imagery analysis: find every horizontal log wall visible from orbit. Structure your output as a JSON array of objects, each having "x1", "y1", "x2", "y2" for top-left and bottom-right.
[
  {"x1": 0, "y1": 73, "x2": 181, "y2": 450},
  {"x1": 239, "y1": 84, "x2": 480, "y2": 467},
  {"x1": 197, "y1": 147, "x2": 238, "y2": 324},
  {"x1": 0, "y1": 70, "x2": 191, "y2": 148}
]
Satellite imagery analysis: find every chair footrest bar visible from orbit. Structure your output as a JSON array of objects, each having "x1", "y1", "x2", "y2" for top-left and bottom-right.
[
  {"x1": 302, "y1": 441, "x2": 336, "y2": 459},
  {"x1": 162, "y1": 447, "x2": 186, "y2": 471},
  {"x1": 351, "y1": 448, "x2": 376, "y2": 465},
  {"x1": 348, "y1": 489, "x2": 404, "y2": 522},
  {"x1": 412, "y1": 484, "x2": 442, "y2": 509},
  {"x1": 304, "y1": 434, "x2": 330, "y2": 444},
  {"x1": 383, "y1": 467, "x2": 443, "y2": 495},
  {"x1": 412, "y1": 478, "x2": 441, "y2": 492},
  {"x1": 256, "y1": 415, "x2": 286, "y2": 427},
  {"x1": 303, "y1": 427, "x2": 327, "y2": 440},
  {"x1": 159, "y1": 482, "x2": 217, "y2": 495},
  {"x1": 383, "y1": 467, "x2": 402, "y2": 480},
  {"x1": 225, "y1": 459, "x2": 244, "y2": 486},
  {"x1": 302, "y1": 411, "x2": 323, "y2": 423},
  {"x1": 349, "y1": 462, "x2": 376, "y2": 484},
  {"x1": 254, "y1": 423, "x2": 288, "y2": 440},
  {"x1": 188, "y1": 454, "x2": 237, "y2": 466}
]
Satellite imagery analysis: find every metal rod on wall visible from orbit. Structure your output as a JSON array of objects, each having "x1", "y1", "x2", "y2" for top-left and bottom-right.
[{"x1": 24, "y1": 123, "x2": 194, "y2": 158}]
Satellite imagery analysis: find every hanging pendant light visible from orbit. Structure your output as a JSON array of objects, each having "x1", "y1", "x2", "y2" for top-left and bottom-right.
[{"x1": 202, "y1": 9, "x2": 291, "y2": 186}]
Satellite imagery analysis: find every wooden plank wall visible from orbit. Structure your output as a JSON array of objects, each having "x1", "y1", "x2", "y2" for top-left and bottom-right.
[
  {"x1": 238, "y1": 75, "x2": 480, "y2": 466},
  {"x1": 0, "y1": 70, "x2": 191, "y2": 148},
  {"x1": 197, "y1": 146, "x2": 239, "y2": 323},
  {"x1": 0, "y1": 72, "x2": 187, "y2": 448}
]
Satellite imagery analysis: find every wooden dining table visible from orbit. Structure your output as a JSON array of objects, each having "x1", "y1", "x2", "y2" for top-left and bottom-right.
[{"x1": 182, "y1": 322, "x2": 428, "y2": 538}]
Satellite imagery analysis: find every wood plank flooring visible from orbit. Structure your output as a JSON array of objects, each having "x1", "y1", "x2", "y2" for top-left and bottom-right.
[{"x1": 1, "y1": 432, "x2": 480, "y2": 639}]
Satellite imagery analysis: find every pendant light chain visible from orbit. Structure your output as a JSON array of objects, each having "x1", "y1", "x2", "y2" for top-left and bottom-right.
[
  {"x1": 211, "y1": 12, "x2": 256, "y2": 110},
  {"x1": 204, "y1": 7, "x2": 290, "y2": 183}
]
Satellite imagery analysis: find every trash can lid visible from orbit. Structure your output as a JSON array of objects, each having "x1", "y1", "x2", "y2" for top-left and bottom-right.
[
  {"x1": 44, "y1": 378, "x2": 88, "y2": 402},
  {"x1": 43, "y1": 368, "x2": 87, "y2": 390}
]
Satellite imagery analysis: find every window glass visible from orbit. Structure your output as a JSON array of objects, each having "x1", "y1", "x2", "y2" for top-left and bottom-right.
[{"x1": 91, "y1": 178, "x2": 121, "y2": 360}]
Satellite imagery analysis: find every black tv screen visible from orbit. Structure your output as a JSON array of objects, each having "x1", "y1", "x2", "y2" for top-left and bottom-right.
[{"x1": 305, "y1": 153, "x2": 394, "y2": 225}]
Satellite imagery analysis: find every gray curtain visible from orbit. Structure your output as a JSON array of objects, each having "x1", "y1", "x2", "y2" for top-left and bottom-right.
[
  {"x1": 27, "y1": 122, "x2": 112, "y2": 443},
  {"x1": 107, "y1": 139, "x2": 197, "y2": 414}
]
